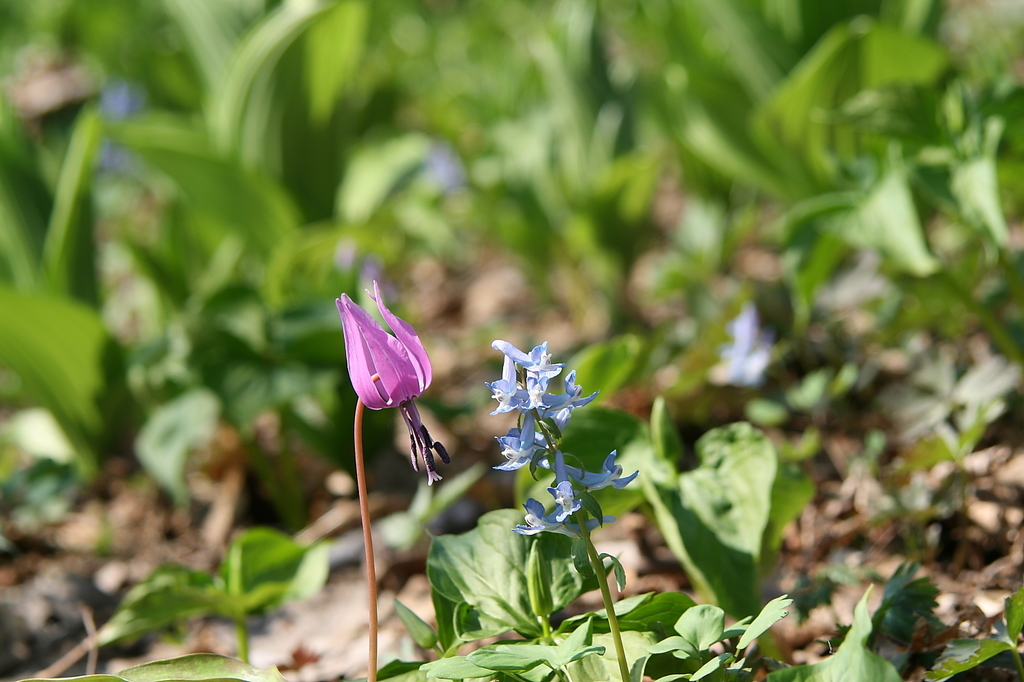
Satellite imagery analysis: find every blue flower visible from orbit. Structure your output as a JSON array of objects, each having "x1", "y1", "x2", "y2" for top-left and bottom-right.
[
  {"x1": 548, "y1": 480, "x2": 581, "y2": 522},
  {"x1": 719, "y1": 303, "x2": 773, "y2": 387},
  {"x1": 492, "y1": 340, "x2": 564, "y2": 389},
  {"x1": 486, "y1": 355, "x2": 526, "y2": 414},
  {"x1": 513, "y1": 497, "x2": 613, "y2": 537},
  {"x1": 494, "y1": 413, "x2": 541, "y2": 471},
  {"x1": 540, "y1": 370, "x2": 598, "y2": 414},
  {"x1": 565, "y1": 451, "x2": 639, "y2": 491}
]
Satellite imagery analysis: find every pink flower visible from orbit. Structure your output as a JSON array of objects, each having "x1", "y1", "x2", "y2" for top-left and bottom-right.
[{"x1": 336, "y1": 281, "x2": 449, "y2": 483}]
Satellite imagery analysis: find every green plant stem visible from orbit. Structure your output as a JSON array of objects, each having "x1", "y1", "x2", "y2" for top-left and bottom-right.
[
  {"x1": 234, "y1": 616, "x2": 249, "y2": 664},
  {"x1": 354, "y1": 398, "x2": 379, "y2": 682},
  {"x1": 1011, "y1": 644, "x2": 1024, "y2": 682},
  {"x1": 940, "y1": 272, "x2": 1024, "y2": 365},
  {"x1": 577, "y1": 519, "x2": 632, "y2": 682}
]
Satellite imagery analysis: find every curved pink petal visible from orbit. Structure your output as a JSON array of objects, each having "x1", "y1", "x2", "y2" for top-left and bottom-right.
[
  {"x1": 370, "y1": 281, "x2": 432, "y2": 391},
  {"x1": 337, "y1": 295, "x2": 421, "y2": 409}
]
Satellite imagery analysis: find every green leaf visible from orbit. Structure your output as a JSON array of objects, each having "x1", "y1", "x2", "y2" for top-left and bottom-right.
[
  {"x1": 952, "y1": 153, "x2": 1008, "y2": 247},
  {"x1": 873, "y1": 563, "x2": 939, "y2": 645},
  {"x1": 97, "y1": 565, "x2": 227, "y2": 645},
  {"x1": 115, "y1": 653, "x2": 288, "y2": 682},
  {"x1": 337, "y1": 134, "x2": 431, "y2": 223},
  {"x1": 135, "y1": 388, "x2": 221, "y2": 505},
  {"x1": 220, "y1": 527, "x2": 329, "y2": 614},
  {"x1": 22, "y1": 654, "x2": 287, "y2": 682},
  {"x1": 602, "y1": 554, "x2": 627, "y2": 592},
  {"x1": 42, "y1": 106, "x2": 102, "y2": 304},
  {"x1": 737, "y1": 595, "x2": 793, "y2": 651},
  {"x1": 1003, "y1": 585, "x2": 1024, "y2": 644},
  {"x1": 427, "y1": 509, "x2": 588, "y2": 639},
  {"x1": 643, "y1": 422, "x2": 776, "y2": 617},
  {"x1": 208, "y1": 0, "x2": 331, "y2": 159},
  {"x1": 840, "y1": 163, "x2": 938, "y2": 277},
  {"x1": 766, "y1": 588, "x2": 902, "y2": 681},
  {"x1": 467, "y1": 647, "x2": 547, "y2": 672},
  {"x1": 926, "y1": 638, "x2": 1014, "y2": 680},
  {"x1": 526, "y1": 540, "x2": 554, "y2": 622},
  {"x1": 674, "y1": 604, "x2": 726, "y2": 653},
  {"x1": 422, "y1": 656, "x2": 493, "y2": 681},
  {"x1": 648, "y1": 636, "x2": 698, "y2": 659},
  {"x1": 649, "y1": 397, "x2": 683, "y2": 485},
  {"x1": 394, "y1": 598, "x2": 438, "y2": 651},
  {"x1": 692, "y1": 653, "x2": 732, "y2": 681},
  {"x1": 304, "y1": 0, "x2": 368, "y2": 124},
  {"x1": 572, "y1": 537, "x2": 595, "y2": 579},
  {"x1": 765, "y1": 462, "x2": 815, "y2": 552},
  {"x1": 568, "y1": 335, "x2": 643, "y2": 403},
  {"x1": 109, "y1": 118, "x2": 300, "y2": 255},
  {"x1": 573, "y1": 631, "x2": 655, "y2": 682},
  {"x1": 0, "y1": 286, "x2": 111, "y2": 473}
]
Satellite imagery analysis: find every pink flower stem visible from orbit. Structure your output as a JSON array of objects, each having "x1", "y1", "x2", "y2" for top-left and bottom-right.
[{"x1": 354, "y1": 396, "x2": 379, "y2": 682}]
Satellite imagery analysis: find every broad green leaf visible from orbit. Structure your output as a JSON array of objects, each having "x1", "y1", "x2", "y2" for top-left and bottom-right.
[
  {"x1": 737, "y1": 595, "x2": 793, "y2": 651},
  {"x1": 135, "y1": 388, "x2": 221, "y2": 505},
  {"x1": 925, "y1": 638, "x2": 1014, "y2": 680},
  {"x1": 221, "y1": 527, "x2": 329, "y2": 613},
  {"x1": 674, "y1": 604, "x2": 726, "y2": 653},
  {"x1": 0, "y1": 286, "x2": 111, "y2": 473},
  {"x1": 394, "y1": 599, "x2": 437, "y2": 651},
  {"x1": 376, "y1": 660, "x2": 427, "y2": 682},
  {"x1": 304, "y1": 0, "x2": 367, "y2": 124},
  {"x1": 24, "y1": 653, "x2": 288, "y2": 682},
  {"x1": 97, "y1": 565, "x2": 228, "y2": 645},
  {"x1": 644, "y1": 422, "x2": 776, "y2": 617},
  {"x1": 427, "y1": 509, "x2": 588, "y2": 639},
  {"x1": 337, "y1": 134, "x2": 431, "y2": 223},
  {"x1": 568, "y1": 335, "x2": 643, "y2": 404},
  {"x1": 569, "y1": 631, "x2": 656, "y2": 682},
  {"x1": 767, "y1": 588, "x2": 902, "y2": 681},
  {"x1": 42, "y1": 106, "x2": 102, "y2": 304}
]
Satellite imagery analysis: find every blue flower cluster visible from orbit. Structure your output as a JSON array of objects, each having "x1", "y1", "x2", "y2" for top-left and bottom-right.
[{"x1": 486, "y1": 340, "x2": 639, "y2": 537}]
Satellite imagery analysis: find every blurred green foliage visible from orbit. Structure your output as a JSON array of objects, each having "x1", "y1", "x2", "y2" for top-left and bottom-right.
[{"x1": 1, "y1": 0, "x2": 1024, "y2": 535}]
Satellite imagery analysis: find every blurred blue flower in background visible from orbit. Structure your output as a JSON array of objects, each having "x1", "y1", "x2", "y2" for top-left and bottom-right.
[{"x1": 719, "y1": 302, "x2": 773, "y2": 387}]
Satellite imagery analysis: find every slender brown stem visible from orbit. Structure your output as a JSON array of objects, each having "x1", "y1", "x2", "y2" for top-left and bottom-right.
[{"x1": 354, "y1": 398, "x2": 378, "y2": 682}]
